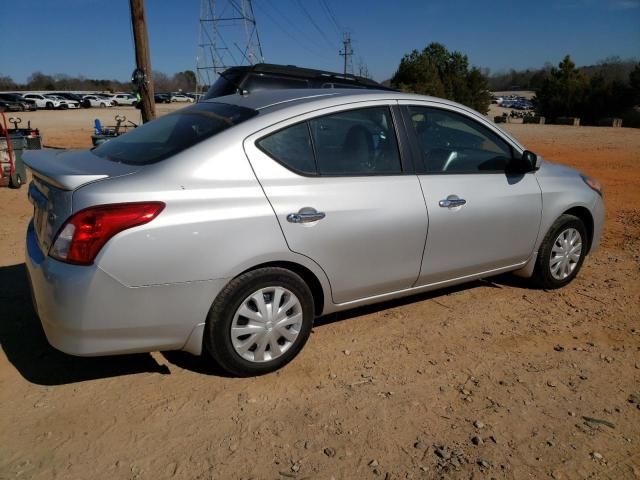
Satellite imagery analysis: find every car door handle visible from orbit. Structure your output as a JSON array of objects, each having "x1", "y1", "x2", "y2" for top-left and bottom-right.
[
  {"x1": 287, "y1": 208, "x2": 326, "y2": 223},
  {"x1": 439, "y1": 197, "x2": 467, "y2": 208}
]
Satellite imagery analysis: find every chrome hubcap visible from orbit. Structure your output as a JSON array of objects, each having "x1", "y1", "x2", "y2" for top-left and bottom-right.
[
  {"x1": 550, "y1": 228, "x2": 582, "y2": 280},
  {"x1": 231, "y1": 286, "x2": 303, "y2": 363}
]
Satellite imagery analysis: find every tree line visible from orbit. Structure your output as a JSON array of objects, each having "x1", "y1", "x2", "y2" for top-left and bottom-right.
[
  {"x1": 390, "y1": 43, "x2": 492, "y2": 114},
  {"x1": 390, "y1": 43, "x2": 639, "y2": 127},
  {"x1": 0, "y1": 70, "x2": 197, "y2": 93}
]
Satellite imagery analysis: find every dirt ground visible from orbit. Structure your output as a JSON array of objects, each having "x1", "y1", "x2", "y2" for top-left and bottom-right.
[{"x1": 0, "y1": 109, "x2": 639, "y2": 480}]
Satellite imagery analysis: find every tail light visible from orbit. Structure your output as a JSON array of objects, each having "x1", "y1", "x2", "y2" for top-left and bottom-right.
[{"x1": 49, "y1": 202, "x2": 165, "y2": 265}]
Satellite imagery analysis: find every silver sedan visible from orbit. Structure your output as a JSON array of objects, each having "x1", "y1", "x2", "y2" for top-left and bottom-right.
[{"x1": 24, "y1": 89, "x2": 604, "y2": 376}]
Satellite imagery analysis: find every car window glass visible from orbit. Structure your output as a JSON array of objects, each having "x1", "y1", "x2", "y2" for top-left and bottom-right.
[
  {"x1": 408, "y1": 106, "x2": 512, "y2": 173},
  {"x1": 244, "y1": 74, "x2": 309, "y2": 91},
  {"x1": 309, "y1": 106, "x2": 402, "y2": 175},
  {"x1": 93, "y1": 102, "x2": 258, "y2": 165},
  {"x1": 257, "y1": 123, "x2": 316, "y2": 174}
]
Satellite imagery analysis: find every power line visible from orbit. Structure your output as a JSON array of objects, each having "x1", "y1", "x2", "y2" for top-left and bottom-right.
[
  {"x1": 266, "y1": 0, "x2": 332, "y2": 52},
  {"x1": 319, "y1": 0, "x2": 342, "y2": 39},
  {"x1": 294, "y1": 0, "x2": 339, "y2": 50},
  {"x1": 253, "y1": 1, "x2": 334, "y2": 61}
]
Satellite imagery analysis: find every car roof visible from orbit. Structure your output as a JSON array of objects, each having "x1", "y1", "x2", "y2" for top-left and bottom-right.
[{"x1": 206, "y1": 88, "x2": 468, "y2": 115}]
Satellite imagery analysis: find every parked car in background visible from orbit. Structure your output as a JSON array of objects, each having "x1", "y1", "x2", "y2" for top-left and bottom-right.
[
  {"x1": 169, "y1": 93, "x2": 194, "y2": 103},
  {"x1": 110, "y1": 94, "x2": 137, "y2": 106},
  {"x1": 22, "y1": 93, "x2": 63, "y2": 110},
  {"x1": 82, "y1": 95, "x2": 113, "y2": 108},
  {"x1": 154, "y1": 93, "x2": 170, "y2": 104},
  {"x1": 47, "y1": 95, "x2": 80, "y2": 109},
  {"x1": 52, "y1": 92, "x2": 86, "y2": 106},
  {"x1": 203, "y1": 63, "x2": 393, "y2": 100},
  {"x1": 0, "y1": 99, "x2": 23, "y2": 112},
  {"x1": 0, "y1": 93, "x2": 37, "y2": 111},
  {"x1": 23, "y1": 89, "x2": 604, "y2": 377}
]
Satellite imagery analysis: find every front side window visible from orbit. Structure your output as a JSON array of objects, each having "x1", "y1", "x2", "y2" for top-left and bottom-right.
[
  {"x1": 408, "y1": 106, "x2": 513, "y2": 173},
  {"x1": 93, "y1": 102, "x2": 257, "y2": 165},
  {"x1": 257, "y1": 106, "x2": 402, "y2": 176}
]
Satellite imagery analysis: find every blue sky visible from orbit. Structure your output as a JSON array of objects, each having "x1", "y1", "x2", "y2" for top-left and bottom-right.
[{"x1": 1, "y1": 0, "x2": 638, "y2": 84}]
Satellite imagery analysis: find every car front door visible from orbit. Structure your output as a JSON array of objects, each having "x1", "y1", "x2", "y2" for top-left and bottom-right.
[
  {"x1": 399, "y1": 102, "x2": 542, "y2": 285},
  {"x1": 245, "y1": 102, "x2": 428, "y2": 304}
]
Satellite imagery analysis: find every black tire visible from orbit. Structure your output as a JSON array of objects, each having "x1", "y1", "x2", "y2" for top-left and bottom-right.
[
  {"x1": 112, "y1": 101, "x2": 118, "y2": 106},
  {"x1": 9, "y1": 173, "x2": 23, "y2": 189},
  {"x1": 45, "y1": 102, "x2": 53, "y2": 110},
  {"x1": 205, "y1": 267, "x2": 314, "y2": 377},
  {"x1": 99, "y1": 103, "x2": 106, "y2": 108},
  {"x1": 531, "y1": 214, "x2": 588, "y2": 289}
]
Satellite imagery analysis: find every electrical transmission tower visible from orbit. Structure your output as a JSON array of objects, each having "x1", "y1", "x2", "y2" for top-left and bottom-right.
[
  {"x1": 196, "y1": 0, "x2": 264, "y2": 94},
  {"x1": 339, "y1": 32, "x2": 353, "y2": 75}
]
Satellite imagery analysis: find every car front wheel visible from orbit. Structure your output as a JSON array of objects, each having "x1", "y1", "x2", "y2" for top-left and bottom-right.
[
  {"x1": 532, "y1": 214, "x2": 588, "y2": 289},
  {"x1": 205, "y1": 267, "x2": 314, "y2": 376}
]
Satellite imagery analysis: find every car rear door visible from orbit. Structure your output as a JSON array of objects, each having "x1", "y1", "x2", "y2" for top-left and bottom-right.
[
  {"x1": 399, "y1": 101, "x2": 542, "y2": 285},
  {"x1": 244, "y1": 101, "x2": 428, "y2": 304}
]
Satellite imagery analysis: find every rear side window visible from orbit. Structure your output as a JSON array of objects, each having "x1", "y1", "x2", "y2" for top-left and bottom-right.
[
  {"x1": 256, "y1": 106, "x2": 402, "y2": 176},
  {"x1": 408, "y1": 106, "x2": 513, "y2": 173},
  {"x1": 93, "y1": 102, "x2": 257, "y2": 165},
  {"x1": 257, "y1": 123, "x2": 316, "y2": 174}
]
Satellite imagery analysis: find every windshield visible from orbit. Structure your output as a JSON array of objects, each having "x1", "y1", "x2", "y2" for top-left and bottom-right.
[{"x1": 93, "y1": 102, "x2": 258, "y2": 165}]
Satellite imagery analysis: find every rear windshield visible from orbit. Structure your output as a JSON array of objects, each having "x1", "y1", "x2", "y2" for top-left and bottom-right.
[{"x1": 93, "y1": 102, "x2": 258, "y2": 165}]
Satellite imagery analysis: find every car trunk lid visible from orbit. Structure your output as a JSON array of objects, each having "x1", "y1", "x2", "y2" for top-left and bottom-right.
[{"x1": 24, "y1": 149, "x2": 140, "y2": 254}]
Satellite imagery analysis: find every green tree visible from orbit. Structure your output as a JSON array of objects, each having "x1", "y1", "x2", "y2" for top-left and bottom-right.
[
  {"x1": 630, "y1": 63, "x2": 640, "y2": 106},
  {"x1": 390, "y1": 42, "x2": 491, "y2": 114},
  {"x1": 536, "y1": 55, "x2": 589, "y2": 120}
]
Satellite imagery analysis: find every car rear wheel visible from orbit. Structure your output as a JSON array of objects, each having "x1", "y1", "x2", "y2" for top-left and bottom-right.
[
  {"x1": 45, "y1": 102, "x2": 53, "y2": 110},
  {"x1": 100, "y1": 103, "x2": 106, "y2": 108},
  {"x1": 205, "y1": 267, "x2": 314, "y2": 377},
  {"x1": 531, "y1": 214, "x2": 587, "y2": 289},
  {"x1": 112, "y1": 101, "x2": 118, "y2": 106}
]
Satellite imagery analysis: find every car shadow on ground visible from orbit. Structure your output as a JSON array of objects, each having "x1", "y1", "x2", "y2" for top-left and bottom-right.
[
  {"x1": 313, "y1": 277, "x2": 507, "y2": 328},
  {"x1": 0, "y1": 263, "x2": 170, "y2": 386},
  {"x1": 0, "y1": 261, "x2": 537, "y2": 383},
  {"x1": 164, "y1": 275, "x2": 529, "y2": 376}
]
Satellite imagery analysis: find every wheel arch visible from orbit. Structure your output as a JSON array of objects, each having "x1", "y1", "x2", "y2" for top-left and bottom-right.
[
  {"x1": 563, "y1": 206, "x2": 594, "y2": 253},
  {"x1": 237, "y1": 261, "x2": 326, "y2": 316}
]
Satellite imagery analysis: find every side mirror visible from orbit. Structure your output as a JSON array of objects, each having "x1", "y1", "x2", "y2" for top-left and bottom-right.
[{"x1": 521, "y1": 150, "x2": 541, "y2": 171}]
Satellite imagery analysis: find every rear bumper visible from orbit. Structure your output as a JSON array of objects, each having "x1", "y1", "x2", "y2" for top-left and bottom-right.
[{"x1": 26, "y1": 221, "x2": 225, "y2": 356}]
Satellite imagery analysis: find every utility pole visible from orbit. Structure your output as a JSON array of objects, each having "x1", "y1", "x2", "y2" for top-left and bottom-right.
[
  {"x1": 339, "y1": 32, "x2": 353, "y2": 75},
  {"x1": 129, "y1": 0, "x2": 155, "y2": 122}
]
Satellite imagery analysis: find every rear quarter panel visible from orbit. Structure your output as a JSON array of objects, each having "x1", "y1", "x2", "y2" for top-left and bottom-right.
[{"x1": 71, "y1": 132, "x2": 333, "y2": 314}]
